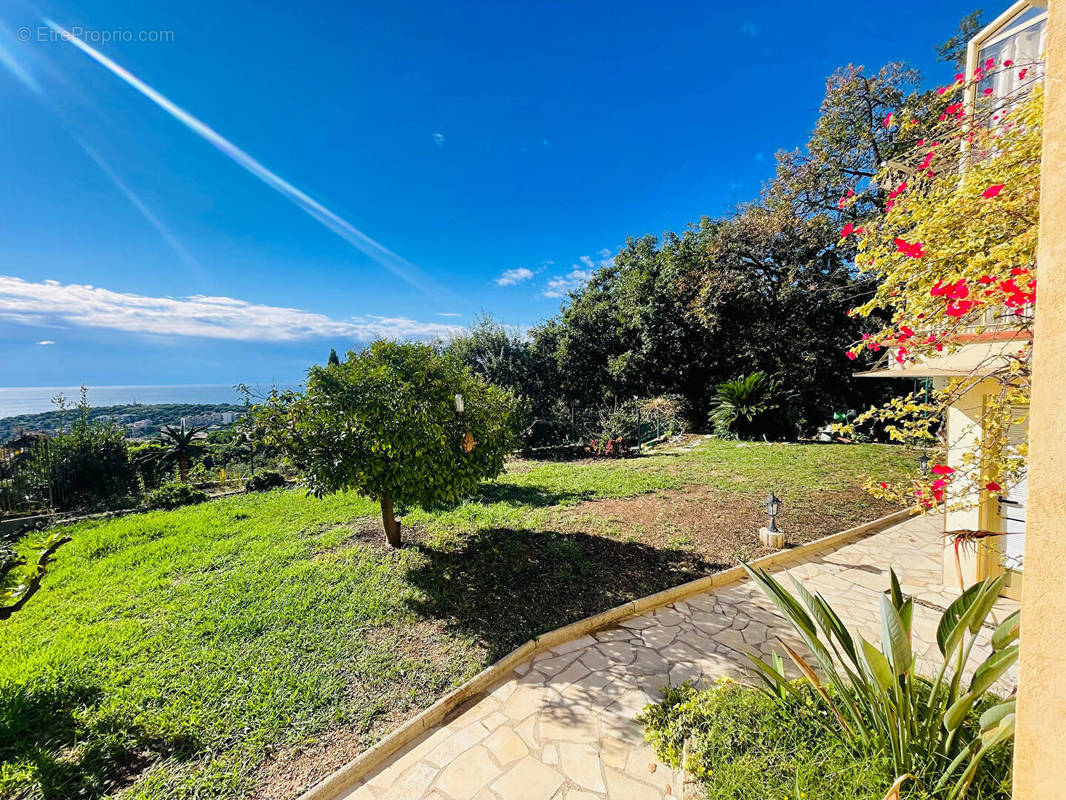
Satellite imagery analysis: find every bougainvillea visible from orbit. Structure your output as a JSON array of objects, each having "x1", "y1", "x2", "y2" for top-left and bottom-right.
[{"x1": 837, "y1": 61, "x2": 1042, "y2": 515}]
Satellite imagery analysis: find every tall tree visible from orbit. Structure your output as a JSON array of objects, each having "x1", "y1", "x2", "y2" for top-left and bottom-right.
[
  {"x1": 327, "y1": 348, "x2": 341, "y2": 366},
  {"x1": 546, "y1": 231, "x2": 713, "y2": 411},
  {"x1": 936, "y1": 11, "x2": 985, "y2": 70},
  {"x1": 691, "y1": 205, "x2": 879, "y2": 430},
  {"x1": 767, "y1": 63, "x2": 934, "y2": 219}
]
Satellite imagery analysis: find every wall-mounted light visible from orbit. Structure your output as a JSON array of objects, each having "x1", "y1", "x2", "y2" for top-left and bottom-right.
[{"x1": 454, "y1": 394, "x2": 464, "y2": 415}]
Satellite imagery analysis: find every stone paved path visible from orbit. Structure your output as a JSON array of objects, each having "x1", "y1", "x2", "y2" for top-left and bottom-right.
[{"x1": 336, "y1": 514, "x2": 1018, "y2": 800}]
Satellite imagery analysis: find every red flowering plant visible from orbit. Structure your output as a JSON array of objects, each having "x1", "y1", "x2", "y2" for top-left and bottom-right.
[{"x1": 835, "y1": 60, "x2": 1042, "y2": 529}]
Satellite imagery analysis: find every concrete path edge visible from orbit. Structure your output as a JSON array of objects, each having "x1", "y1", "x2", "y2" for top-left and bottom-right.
[{"x1": 296, "y1": 507, "x2": 916, "y2": 800}]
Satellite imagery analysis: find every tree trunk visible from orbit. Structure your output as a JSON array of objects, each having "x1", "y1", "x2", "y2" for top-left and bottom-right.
[
  {"x1": 380, "y1": 494, "x2": 402, "y2": 548},
  {"x1": 178, "y1": 454, "x2": 190, "y2": 484}
]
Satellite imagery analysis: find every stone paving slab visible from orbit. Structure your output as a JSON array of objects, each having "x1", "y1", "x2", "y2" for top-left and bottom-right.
[{"x1": 335, "y1": 513, "x2": 1018, "y2": 800}]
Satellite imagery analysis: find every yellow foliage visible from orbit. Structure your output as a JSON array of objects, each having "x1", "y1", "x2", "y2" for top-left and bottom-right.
[{"x1": 843, "y1": 86, "x2": 1041, "y2": 511}]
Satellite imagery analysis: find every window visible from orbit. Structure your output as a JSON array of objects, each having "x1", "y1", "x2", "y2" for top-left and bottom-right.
[{"x1": 970, "y1": 3, "x2": 1047, "y2": 110}]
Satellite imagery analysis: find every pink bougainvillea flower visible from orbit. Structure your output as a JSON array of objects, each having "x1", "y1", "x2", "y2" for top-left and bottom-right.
[
  {"x1": 838, "y1": 196, "x2": 846, "y2": 210},
  {"x1": 984, "y1": 57, "x2": 995, "y2": 69},
  {"x1": 899, "y1": 325, "x2": 915, "y2": 337},
  {"x1": 983, "y1": 184, "x2": 1005, "y2": 198},
  {"x1": 978, "y1": 275, "x2": 994, "y2": 285},
  {"x1": 932, "y1": 478, "x2": 948, "y2": 489},
  {"x1": 893, "y1": 239, "x2": 924, "y2": 259},
  {"x1": 1010, "y1": 266, "x2": 1027, "y2": 276},
  {"x1": 888, "y1": 181, "x2": 908, "y2": 200},
  {"x1": 886, "y1": 199, "x2": 895, "y2": 211},
  {"x1": 986, "y1": 482, "x2": 1003, "y2": 492},
  {"x1": 1004, "y1": 60, "x2": 1013, "y2": 68},
  {"x1": 918, "y1": 152, "x2": 934, "y2": 171},
  {"x1": 840, "y1": 222, "x2": 855, "y2": 238},
  {"x1": 884, "y1": 112, "x2": 894, "y2": 128},
  {"x1": 937, "y1": 86, "x2": 948, "y2": 95},
  {"x1": 879, "y1": 482, "x2": 889, "y2": 489},
  {"x1": 945, "y1": 299, "x2": 976, "y2": 317},
  {"x1": 1019, "y1": 68, "x2": 1029, "y2": 79},
  {"x1": 846, "y1": 351, "x2": 857, "y2": 360},
  {"x1": 955, "y1": 72, "x2": 965, "y2": 82},
  {"x1": 895, "y1": 347, "x2": 908, "y2": 364},
  {"x1": 946, "y1": 280, "x2": 969, "y2": 299},
  {"x1": 932, "y1": 487, "x2": 946, "y2": 502},
  {"x1": 847, "y1": 188, "x2": 855, "y2": 197},
  {"x1": 983, "y1": 87, "x2": 994, "y2": 96},
  {"x1": 932, "y1": 464, "x2": 954, "y2": 475}
]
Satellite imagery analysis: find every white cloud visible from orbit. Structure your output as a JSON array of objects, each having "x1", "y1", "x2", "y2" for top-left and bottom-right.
[
  {"x1": 495, "y1": 267, "x2": 535, "y2": 286},
  {"x1": 432, "y1": 132, "x2": 445, "y2": 147},
  {"x1": 0, "y1": 276, "x2": 461, "y2": 343},
  {"x1": 37, "y1": 340, "x2": 55, "y2": 345},
  {"x1": 544, "y1": 269, "x2": 593, "y2": 298},
  {"x1": 436, "y1": 312, "x2": 463, "y2": 318},
  {"x1": 543, "y1": 250, "x2": 614, "y2": 298}
]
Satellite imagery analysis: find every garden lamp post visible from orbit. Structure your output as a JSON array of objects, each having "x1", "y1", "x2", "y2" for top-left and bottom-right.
[
  {"x1": 918, "y1": 453, "x2": 930, "y2": 476},
  {"x1": 764, "y1": 492, "x2": 782, "y2": 532},
  {"x1": 759, "y1": 491, "x2": 785, "y2": 549}
]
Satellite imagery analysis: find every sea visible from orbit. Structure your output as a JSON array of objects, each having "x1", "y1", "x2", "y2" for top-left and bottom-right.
[{"x1": 0, "y1": 384, "x2": 298, "y2": 419}]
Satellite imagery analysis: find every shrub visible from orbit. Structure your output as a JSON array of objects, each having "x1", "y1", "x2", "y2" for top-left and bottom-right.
[
  {"x1": 249, "y1": 341, "x2": 519, "y2": 547},
  {"x1": 740, "y1": 564, "x2": 1017, "y2": 798},
  {"x1": 27, "y1": 413, "x2": 138, "y2": 512},
  {"x1": 128, "y1": 441, "x2": 173, "y2": 491},
  {"x1": 244, "y1": 470, "x2": 286, "y2": 493},
  {"x1": 581, "y1": 437, "x2": 631, "y2": 458},
  {"x1": 144, "y1": 482, "x2": 209, "y2": 511},
  {"x1": 640, "y1": 680, "x2": 900, "y2": 800},
  {"x1": 707, "y1": 372, "x2": 783, "y2": 439}
]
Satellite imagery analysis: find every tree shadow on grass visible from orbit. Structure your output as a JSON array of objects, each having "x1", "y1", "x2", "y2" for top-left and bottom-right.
[
  {"x1": 473, "y1": 482, "x2": 590, "y2": 508},
  {"x1": 404, "y1": 528, "x2": 727, "y2": 661},
  {"x1": 0, "y1": 679, "x2": 199, "y2": 799}
]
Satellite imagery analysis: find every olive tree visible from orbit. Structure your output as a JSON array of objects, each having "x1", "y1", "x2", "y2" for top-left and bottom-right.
[{"x1": 250, "y1": 341, "x2": 519, "y2": 547}]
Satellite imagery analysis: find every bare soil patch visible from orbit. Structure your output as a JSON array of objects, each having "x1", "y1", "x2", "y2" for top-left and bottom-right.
[{"x1": 552, "y1": 484, "x2": 899, "y2": 567}]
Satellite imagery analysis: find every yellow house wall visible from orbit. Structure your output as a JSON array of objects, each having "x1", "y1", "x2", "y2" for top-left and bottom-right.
[
  {"x1": 1012, "y1": 0, "x2": 1066, "y2": 796},
  {"x1": 941, "y1": 379, "x2": 1002, "y2": 589}
]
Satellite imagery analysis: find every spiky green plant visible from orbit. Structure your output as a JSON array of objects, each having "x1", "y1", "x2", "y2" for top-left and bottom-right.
[
  {"x1": 707, "y1": 371, "x2": 778, "y2": 438},
  {"x1": 742, "y1": 563, "x2": 1018, "y2": 799}
]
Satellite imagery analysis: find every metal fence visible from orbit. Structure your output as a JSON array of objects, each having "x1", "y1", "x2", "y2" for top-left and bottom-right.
[{"x1": 0, "y1": 440, "x2": 75, "y2": 516}]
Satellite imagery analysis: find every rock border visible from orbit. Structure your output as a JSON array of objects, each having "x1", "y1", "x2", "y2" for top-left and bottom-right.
[{"x1": 296, "y1": 507, "x2": 915, "y2": 800}]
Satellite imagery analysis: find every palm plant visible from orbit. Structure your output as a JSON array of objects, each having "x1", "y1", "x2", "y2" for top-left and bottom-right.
[
  {"x1": 708, "y1": 371, "x2": 779, "y2": 438},
  {"x1": 152, "y1": 423, "x2": 206, "y2": 483},
  {"x1": 742, "y1": 563, "x2": 1018, "y2": 799}
]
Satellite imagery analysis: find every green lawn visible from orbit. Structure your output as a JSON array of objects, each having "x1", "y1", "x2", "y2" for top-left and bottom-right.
[{"x1": 0, "y1": 439, "x2": 915, "y2": 800}]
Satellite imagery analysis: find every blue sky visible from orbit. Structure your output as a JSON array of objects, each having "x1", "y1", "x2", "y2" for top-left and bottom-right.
[{"x1": 0, "y1": 0, "x2": 981, "y2": 388}]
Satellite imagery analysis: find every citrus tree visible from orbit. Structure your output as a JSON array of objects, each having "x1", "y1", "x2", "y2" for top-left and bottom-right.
[
  {"x1": 839, "y1": 61, "x2": 1042, "y2": 516},
  {"x1": 249, "y1": 341, "x2": 519, "y2": 547}
]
